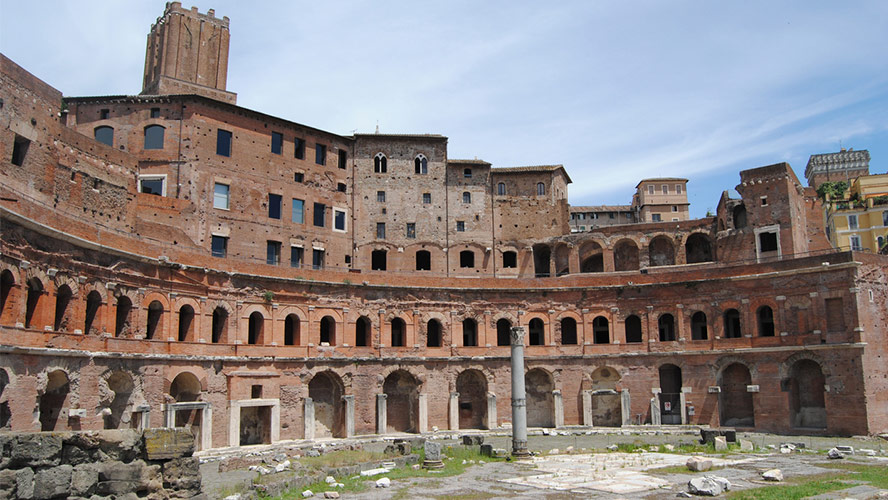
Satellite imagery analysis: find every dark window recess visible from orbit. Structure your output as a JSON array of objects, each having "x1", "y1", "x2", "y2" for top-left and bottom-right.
[
  {"x1": 312, "y1": 249, "x2": 324, "y2": 269},
  {"x1": 271, "y1": 132, "x2": 283, "y2": 154},
  {"x1": 416, "y1": 250, "x2": 431, "y2": 270},
  {"x1": 211, "y1": 236, "x2": 227, "y2": 258},
  {"x1": 150, "y1": 107, "x2": 160, "y2": 118},
  {"x1": 268, "y1": 193, "x2": 282, "y2": 219},
  {"x1": 759, "y1": 232, "x2": 778, "y2": 252},
  {"x1": 372, "y1": 250, "x2": 387, "y2": 271},
  {"x1": 94, "y1": 126, "x2": 113, "y2": 146},
  {"x1": 144, "y1": 125, "x2": 164, "y2": 149},
  {"x1": 374, "y1": 153, "x2": 387, "y2": 173},
  {"x1": 406, "y1": 223, "x2": 416, "y2": 239},
  {"x1": 414, "y1": 155, "x2": 428, "y2": 174},
  {"x1": 376, "y1": 223, "x2": 386, "y2": 239},
  {"x1": 422, "y1": 193, "x2": 431, "y2": 204},
  {"x1": 290, "y1": 247, "x2": 303, "y2": 268},
  {"x1": 266, "y1": 241, "x2": 281, "y2": 265},
  {"x1": 502, "y1": 251, "x2": 517, "y2": 268},
  {"x1": 456, "y1": 221, "x2": 465, "y2": 232},
  {"x1": 100, "y1": 109, "x2": 110, "y2": 119},
  {"x1": 463, "y1": 192, "x2": 471, "y2": 203},
  {"x1": 334, "y1": 210, "x2": 346, "y2": 231},
  {"x1": 140, "y1": 178, "x2": 163, "y2": 195},
  {"x1": 377, "y1": 191, "x2": 386, "y2": 203},
  {"x1": 315, "y1": 144, "x2": 326, "y2": 165},
  {"x1": 11, "y1": 135, "x2": 30, "y2": 166},
  {"x1": 313, "y1": 203, "x2": 326, "y2": 227},
  {"x1": 463, "y1": 168, "x2": 472, "y2": 178},
  {"x1": 294, "y1": 138, "x2": 305, "y2": 159},
  {"x1": 216, "y1": 129, "x2": 232, "y2": 156},
  {"x1": 460, "y1": 250, "x2": 474, "y2": 268},
  {"x1": 337, "y1": 182, "x2": 347, "y2": 193},
  {"x1": 338, "y1": 149, "x2": 347, "y2": 169},
  {"x1": 294, "y1": 172, "x2": 304, "y2": 183}
]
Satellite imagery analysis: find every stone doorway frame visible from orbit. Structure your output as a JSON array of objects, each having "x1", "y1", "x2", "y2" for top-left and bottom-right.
[
  {"x1": 164, "y1": 401, "x2": 212, "y2": 451},
  {"x1": 229, "y1": 398, "x2": 280, "y2": 447}
]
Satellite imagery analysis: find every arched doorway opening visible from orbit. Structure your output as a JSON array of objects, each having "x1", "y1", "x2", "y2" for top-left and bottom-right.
[
  {"x1": 0, "y1": 270, "x2": 15, "y2": 323},
  {"x1": 169, "y1": 372, "x2": 206, "y2": 448},
  {"x1": 146, "y1": 300, "x2": 164, "y2": 339},
  {"x1": 103, "y1": 371, "x2": 135, "y2": 429},
  {"x1": 533, "y1": 244, "x2": 551, "y2": 277},
  {"x1": 284, "y1": 314, "x2": 300, "y2": 345},
  {"x1": 211, "y1": 307, "x2": 228, "y2": 343},
  {"x1": 528, "y1": 318, "x2": 544, "y2": 346},
  {"x1": 53, "y1": 284, "x2": 73, "y2": 332},
  {"x1": 691, "y1": 311, "x2": 708, "y2": 340},
  {"x1": 391, "y1": 318, "x2": 406, "y2": 347},
  {"x1": 719, "y1": 363, "x2": 754, "y2": 427},
  {"x1": 658, "y1": 314, "x2": 676, "y2": 341},
  {"x1": 309, "y1": 371, "x2": 345, "y2": 438},
  {"x1": 383, "y1": 370, "x2": 420, "y2": 433},
  {"x1": 724, "y1": 309, "x2": 742, "y2": 338},
  {"x1": 592, "y1": 316, "x2": 609, "y2": 344},
  {"x1": 625, "y1": 315, "x2": 643, "y2": 343},
  {"x1": 84, "y1": 290, "x2": 102, "y2": 335},
  {"x1": 590, "y1": 366, "x2": 622, "y2": 427},
  {"x1": 579, "y1": 241, "x2": 604, "y2": 273},
  {"x1": 462, "y1": 318, "x2": 477, "y2": 346},
  {"x1": 25, "y1": 277, "x2": 43, "y2": 329},
  {"x1": 40, "y1": 370, "x2": 70, "y2": 431},
  {"x1": 614, "y1": 239, "x2": 640, "y2": 271},
  {"x1": 496, "y1": 318, "x2": 511, "y2": 346},
  {"x1": 456, "y1": 370, "x2": 488, "y2": 429},
  {"x1": 649, "y1": 236, "x2": 675, "y2": 267},
  {"x1": 525, "y1": 368, "x2": 554, "y2": 428},
  {"x1": 248, "y1": 311, "x2": 264, "y2": 345},
  {"x1": 789, "y1": 359, "x2": 826, "y2": 429},
  {"x1": 659, "y1": 364, "x2": 682, "y2": 425},
  {"x1": 560, "y1": 317, "x2": 577, "y2": 345},
  {"x1": 115, "y1": 296, "x2": 133, "y2": 337},
  {"x1": 320, "y1": 316, "x2": 336, "y2": 345},
  {"x1": 178, "y1": 305, "x2": 195, "y2": 342},
  {"x1": 426, "y1": 319, "x2": 441, "y2": 347},
  {"x1": 685, "y1": 234, "x2": 713, "y2": 263},
  {"x1": 356, "y1": 316, "x2": 371, "y2": 347}
]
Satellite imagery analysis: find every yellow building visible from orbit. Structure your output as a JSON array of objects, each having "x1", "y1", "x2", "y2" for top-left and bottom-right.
[{"x1": 825, "y1": 173, "x2": 888, "y2": 252}]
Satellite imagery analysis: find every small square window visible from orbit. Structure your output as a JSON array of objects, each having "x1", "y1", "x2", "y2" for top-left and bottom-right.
[
  {"x1": 406, "y1": 223, "x2": 416, "y2": 239},
  {"x1": 376, "y1": 222, "x2": 386, "y2": 239},
  {"x1": 760, "y1": 196, "x2": 768, "y2": 206},
  {"x1": 294, "y1": 172, "x2": 304, "y2": 183},
  {"x1": 216, "y1": 129, "x2": 232, "y2": 157},
  {"x1": 211, "y1": 235, "x2": 227, "y2": 258},
  {"x1": 100, "y1": 109, "x2": 110, "y2": 119},
  {"x1": 422, "y1": 193, "x2": 431, "y2": 204},
  {"x1": 759, "y1": 232, "x2": 778, "y2": 252},
  {"x1": 672, "y1": 205, "x2": 678, "y2": 212},
  {"x1": 456, "y1": 221, "x2": 465, "y2": 232},
  {"x1": 213, "y1": 182, "x2": 230, "y2": 210},
  {"x1": 294, "y1": 138, "x2": 305, "y2": 159},
  {"x1": 315, "y1": 144, "x2": 326, "y2": 165},
  {"x1": 139, "y1": 175, "x2": 165, "y2": 196},
  {"x1": 463, "y1": 168, "x2": 472, "y2": 178},
  {"x1": 271, "y1": 132, "x2": 283, "y2": 155},
  {"x1": 377, "y1": 191, "x2": 386, "y2": 203},
  {"x1": 268, "y1": 193, "x2": 282, "y2": 219},
  {"x1": 150, "y1": 108, "x2": 160, "y2": 118},
  {"x1": 652, "y1": 214, "x2": 661, "y2": 222},
  {"x1": 334, "y1": 209, "x2": 347, "y2": 232},
  {"x1": 337, "y1": 182, "x2": 347, "y2": 193}
]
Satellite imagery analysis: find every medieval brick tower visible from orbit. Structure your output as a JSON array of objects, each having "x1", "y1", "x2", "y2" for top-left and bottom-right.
[{"x1": 141, "y1": 1, "x2": 236, "y2": 104}]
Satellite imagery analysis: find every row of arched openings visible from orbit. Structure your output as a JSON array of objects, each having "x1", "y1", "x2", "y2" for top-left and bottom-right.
[{"x1": 373, "y1": 153, "x2": 428, "y2": 175}]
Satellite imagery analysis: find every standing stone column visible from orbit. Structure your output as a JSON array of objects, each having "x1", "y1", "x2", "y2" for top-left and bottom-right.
[
  {"x1": 651, "y1": 392, "x2": 662, "y2": 426},
  {"x1": 553, "y1": 390, "x2": 564, "y2": 428},
  {"x1": 376, "y1": 394, "x2": 387, "y2": 435},
  {"x1": 449, "y1": 392, "x2": 460, "y2": 431},
  {"x1": 342, "y1": 395, "x2": 355, "y2": 438},
  {"x1": 486, "y1": 392, "x2": 497, "y2": 430},
  {"x1": 620, "y1": 389, "x2": 631, "y2": 426},
  {"x1": 418, "y1": 393, "x2": 428, "y2": 434},
  {"x1": 582, "y1": 390, "x2": 594, "y2": 426},
  {"x1": 304, "y1": 397, "x2": 315, "y2": 441},
  {"x1": 510, "y1": 326, "x2": 530, "y2": 458}
]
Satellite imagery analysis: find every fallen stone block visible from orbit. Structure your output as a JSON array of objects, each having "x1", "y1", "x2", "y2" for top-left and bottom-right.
[
  {"x1": 827, "y1": 447, "x2": 844, "y2": 459},
  {"x1": 376, "y1": 477, "x2": 391, "y2": 488},
  {"x1": 143, "y1": 428, "x2": 194, "y2": 460},
  {"x1": 761, "y1": 469, "x2": 783, "y2": 482},
  {"x1": 360, "y1": 467, "x2": 390, "y2": 477},
  {"x1": 33, "y1": 464, "x2": 73, "y2": 500},
  {"x1": 97, "y1": 429, "x2": 143, "y2": 462},
  {"x1": 479, "y1": 444, "x2": 493, "y2": 457},
  {"x1": 461, "y1": 435, "x2": 483, "y2": 446},
  {"x1": 301, "y1": 490, "x2": 313, "y2": 498},
  {"x1": 325, "y1": 476, "x2": 336, "y2": 484},
  {"x1": 686, "y1": 456, "x2": 713, "y2": 472},
  {"x1": 714, "y1": 436, "x2": 728, "y2": 451},
  {"x1": 739, "y1": 439, "x2": 753, "y2": 451},
  {"x1": 834, "y1": 445, "x2": 854, "y2": 455},
  {"x1": 664, "y1": 444, "x2": 676, "y2": 452},
  {"x1": 324, "y1": 492, "x2": 340, "y2": 499},
  {"x1": 15, "y1": 467, "x2": 34, "y2": 499},
  {"x1": 688, "y1": 476, "x2": 723, "y2": 496}
]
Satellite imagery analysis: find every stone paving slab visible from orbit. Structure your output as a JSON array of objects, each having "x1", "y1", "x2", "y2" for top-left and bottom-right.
[{"x1": 804, "y1": 484, "x2": 887, "y2": 499}]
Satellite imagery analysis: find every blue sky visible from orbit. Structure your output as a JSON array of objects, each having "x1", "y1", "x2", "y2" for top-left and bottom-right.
[{"x1": 2, "y1": 1, "x2": 887, "y2": 217}]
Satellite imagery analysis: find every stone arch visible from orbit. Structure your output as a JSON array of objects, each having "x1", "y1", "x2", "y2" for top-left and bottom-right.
[
  {"x1": 84, "y1": 289, "x2": 104, "y2": 335},
  {"x1": 684, "y1": 232, "x2": 714, "y2": 264},
  {"x1": 315, "y1": 308, "x2": 343, "y2": 345},
  {"x1": 142, "y1": 292, "x2": 169, "y2": 340},
  {"x1": 787, "y1": 358, "x2": 827, "y2": 429},
  {"x1": 613, "y1": 238, "x2": 640, "y2": 271},
  {"x1": 756, "y1": 304, "x2": 776, "y2": 337},
  {"x1": 462, "y1": 317, "x2": 478, "y2": 347},
  {"x1": 25, "y1": 275, "x2": 45, "y2": 329},
  {"x1": 495, "y1": 317, "x2": 513, "y2": 346},
  {"x1": 558, "y1": 314, "x2": 579, "y2": 345},
  {"x1": 579, "y1": 239, "x2": 605, "y2": 273},
  {"x1": 99, "y1": 370, "x2": 139, "y2": 429},
  {"x1": 422, "y1": 313, "x2": 446, "y2": 348},
  {"x1": 175, "y1": 297, "x2": 200, "y2": 342},
  {"x1": 350, "y1": 314, "x2": 371, "y2": 347},
  {"x1": 383, "y1": 370, "x2": 421, "y2": 433},
  {"x1": 554, "y1": 243, "x2": 571, "y2": 276},
  {"x1": 658, "y1": 363, "x2": 683, "y2": 424},
  {"x1": 248, "y1": 311, "x2": 265, "y2": 345},
  {"x1": 53, "y1": 283, "x2": 74, "y2": 332},
  {"x1": 389, "y1": 315, "x2": 408, "y2": 347},
  {"x1": 169, "y1": 371, "x2": 203, "y2": 402},
  {"x1": 624, "y1": 314, "x2": 643, "y2": 343},
  {"x1": 309, "y1": 371, "x2": 345, "y2": 438},
  {"x1": 456, "y1": 369, "x2": 488, "y2": 430},
  {"x1": 52, "y1": 273, "x2": 80, "y2": 297},
  {"x1": 590, "y1": 366, "x2": 622, "y2": 427},
  {"x1": 732, "y1": 204, "x2": 748, "y2": 229},
  {"x1": 592, "y1": 315, "x2": 609, "y2": 344},
  {"x1": 690, "y1": 310, "x2": 708, "y2": 340},
  {"x1": 39, "y1": 369, "x2": 71, "y2": 431},
  {"x1": 0, "y1": 267, "x2": 17, "y2": 325},
  {"x1": 0, "y1": 368, "x2": 10, "y2": 429},
  {"x1": 320, "y1": 315, "x2": 337, "y2": 345},
  {"x1": 525, "y1": 368, "x2": 555, "y2": 428},
  {"x1": 718, "y1": 363, "x2": 754, "y2": 427},
  {"x1": 658, "y1": 313, "x2": 676, "y2": 341},
  {"x1": 648, "y1": 235, "x2": 676, "y2": 267},
  {"x1": 526, "y1": 315, "x2": 547, "y2": 346}
]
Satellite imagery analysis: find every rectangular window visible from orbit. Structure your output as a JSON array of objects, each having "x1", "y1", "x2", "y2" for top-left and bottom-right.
[
  {"x1": 422, "y1": 193, "x2": 431, "y2": 204},
  {"x1": 337, "y1": 182, "x2": 347, "y2": 193},
  {"x1": 825, "y1": 297, "x2": 845, "y2": 332},
  {"x1": 313, "y1": 203, "x2": 326, "y2": 227},
  {"x1": 213, "y1": 182, "x2": 230, "y2": 210},
  {"x1": 290, "y1": 246, "x2": 303, "y2": 268},
  {"x1": 268, "y1": 193, "x2": 282, "y2": 219},
  {"x1": 463, "y1": 168, "x2": 472, "y2": 178},
  {"x1": 217, "y1": 129, "x2": 232, "y2": 157},
  {"x1": 675, "y1": 184, "x2": 682, "y2": 194},
  {"x1": 376, "y1": 222, "x2": 386, "y2": 239},
  {"x1": 334, "y1": 209, "x2": 346, "y2": 232},
  {"x1": 139, "y1": 175, "x2": 166, "y2": 196},
  {"x1": 100, "y1": 109, "x2": 110, "y2": 119},
  {"x1": 312, "y1": 249, "x2": 325, "y2": 270},
  {"x1": 11, "y1": 135, "x2": 30, "y2": 166},
  {"x1": 759, "y1": 231, "x2": 778, "y2": 252},
  {"x1": 651, "y1": 214, "x2": 661, "y2": 222},
  {"x1": 271, "y1": 132, "x2": 283, "y2": 155},
  {"x1": 377, "y1": 191, "x2": 386, "y2": 203},
  {"x1": 266, "y1": 241, "x2": 281, "y2": 265},
  {"x1": 608, "y1": 212, "x2": 615, "y2": 219},
  {"x1": 315, "y1": 144, "x2": 326, "y2": 165},
  {"x1": 463, "y1": 192, "x2": 471, "y2": 203},
  {"x1": 406, "y1": 223, "x2": 416, "y2": 239},
  {"x1": 848, "y1": 214, "x2": 858, "y2": 230},
  {"x1": 760, "y1": 196, "x2": 768, "y2": 206},
  {"x1": 648, "y1": 185, "x2": 654, "y2": 195},
  {"x1": 850, "y1": 235, "x2": 862, "y2": 251},
  {"x1": 672, "y1": 205, "x2": 678, "y2": 212},
  {"x1": 292, "y1": 199, "x2": 304, "y2": 224},
  {"x1": 338, "y1": 149, "x2": 347, "y2": 169},
  {"x1": 662, "y1": 185, "x2": 668, "y2": 194},
  {"x1": 456, "y1": 221, "x2": 465, "y2": 232},
  {"x1": 211, "y1": 235, "x2": 227, "y2": 258},
  {"x1": 294, "y1": 172, "x2": 304, "y2": 183},
  {"x1": 150, "y1": 108, "x2": 160, "y2": 118},
  {"x1": 294, "y1": 138, "x2": 305, "y2": 159},
  {"x1": 503, "y1": 251, "x2": 517, "y2": 268}
]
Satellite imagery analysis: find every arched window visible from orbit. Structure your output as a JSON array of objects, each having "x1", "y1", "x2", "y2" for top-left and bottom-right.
[
  {"x1": 463, "y1": 191, "x2": 471, "y2": 203},
  {"x1": 529, "y1": 318, "x2": 544, "y2": 345},
  {"x1": 248, "y1": 311, "x2": 264, "y2": 345},
  {"x1": 496, "y1": 318, "x2": 512, "y2": 346},
  {"x1": 462, "y1": 318, "x2": 477, "y2": 346},
  {"x1": 143, "y1": 125, "x2": 165, "y2": 150},
  {"x1": 460, "y1": 250, "x2": 475, "y2": 268},
  {"x1": 94, "y1": 126, "x2": 113, "y2": 147},
  {"x1": 497, "y1": 182, "x2": 506, "y2": 195},
  {"x1": 115, "y1": 296, "x2": 132, "y2": 337},
  {"x1": 625, "y1": 315, "x2": 643, "y2": 343},
  {"x1": 414, "y1": 154, "x2": 428, "y2": 174},
  {"x1": 658, "y1": 314, "x2": 675, "y2": 341},
  {"x1": 284, "y1": 314, "x2": 299, "y2": 345},
  {"x1": 758, "y1": 306, "x2": 775, "y2": 337},
  {"x1": 320, "y1": 316, "x2": 336, "y2": 345},
  {"x1": 391, "y1": 318, "x2": 406, "y2": 347},
  {"x1": 691, "y1": 311, "x2": 708, "y2": 340},
  {"x1": 537, "y1": 182, "x2": 546, "y2": 196},
  {"x1": 146, "y1": 300, "x2": 164, "y2": 339},
  {"x1": 177, "y1": 304, "x2": 194, "y2": 342},
  {"x1": 426, "y1": 319, "x2": 441, "y2": 347},
  {"x1": 25, "y1": 278, "x2": 43, "y2": 329},
  {"x1": 561, "y1": 317, "x2": 577, "y2": 345},
  {"x1": 211, "y1": 307, "x2": 228, "y2": 343},
  {"x1": 592, "y1": 316, "x2": 609, "y2": 344},
  {"x1": 374, "y1": 153, "x2": 387, "y2": 173},
  {"x1": 53, "y1": 285, "x2": 73, "y2": 332},
  {"x1": 415, "y1": 250, "x2": 431, "y2": 271},
  {"x1": 355, "y1": 316, "x2": 371, "y2": 347},
  {"x1": 724, "y1": 309, "x2": 741, "y2": 338},
  {"x1": 84, "y1": 290, "x2": 102, "y2": 335},
  {"x1": 0, "y1": 270, "x2": 14, "y2": 321}
]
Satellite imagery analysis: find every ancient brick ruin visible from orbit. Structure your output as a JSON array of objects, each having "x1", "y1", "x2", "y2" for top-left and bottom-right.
[{"x1": 0, "y1": 2, "x2": 886, "y2": 454}]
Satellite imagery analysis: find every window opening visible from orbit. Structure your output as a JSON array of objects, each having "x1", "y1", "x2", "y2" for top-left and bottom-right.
[
  {"x1": 371, "y1": 250, "x2": 387, "y2": 271},
  {"x1": 315, "y1": 144, "x2": 326, "y2": 165},
  {"x1": 313, "y1": 203, "x2": 326, "y2": 227},
  {"x1": 374, "y1": 153, "x2": 387, "y2": 173},
  {"x1": 290, "y1": 246, "x2": 303, "y2": 268},
  {"x1": 502, "y1": 251, "x2": 517, "y2": 268},
  {"x1": 11, "y1": 135, "x2": 30, "y2": 166},
  {"x1": 376, "y1": 222, "x2": 386, "y2": 239},
  {"x1": 268, "y1": 193, "x2": 282, "y2": 219},
  {"x1": 271, "y1": 132, "x2": 283, "y2": 154},
  {"x1": 292, "y1": 199, "x2": 304, "y2": 223},
  {"x1": 294, "y1": 138, "x2": 305, "y2": 159},
  {"x1": 143, "y1": 125, "x2": 164, "y2": 149},
  {"x1": 213, "y1": 183, "x2": 229, "y2": 210},
  {"x1": 266, "y1": 241, "x2": 281, "y2": 265},
  {"x1": 312, "y1": 249, "x2": 325, "y2": 269},
  {"x1": 414, "y1": 154, "x2": 428, "y2": 174},
  {"x1": 460, "y1": 250, "x2": 474, "y2": 268},
  {"x1": 211, "y1": 235, "x2": 227, "y2": 258},
  {"x1": 95, "y1": 126, "x2": 113, "y2": 146},
  {"x1": 415, "y1": 250, "x2": 430, "y2": 270},
  {"x1": 338, "y1": 149, "x2": 347, "y2": 169},
  {"x1": 406, "y1": 223, "x2": 416, "y2": 239}
]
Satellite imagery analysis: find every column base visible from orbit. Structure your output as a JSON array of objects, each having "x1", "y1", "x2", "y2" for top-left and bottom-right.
[{"x1": 422, "y1": 460, "x2": 445, "y2": 469}]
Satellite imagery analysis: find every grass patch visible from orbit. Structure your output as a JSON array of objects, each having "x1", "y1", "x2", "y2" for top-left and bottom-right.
[
  {"x1": 609, "y1": 441, "x2": 742, "y2": 454},
  {"x1": 729, "y1": 464, "x2": 888, "y2": 500},
  {"x1": 432, "y1": 493, "x2": 497, "y2": 500},
  {"x1": 297, "y1": 449, "x2": 390, "y2": 470}
]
